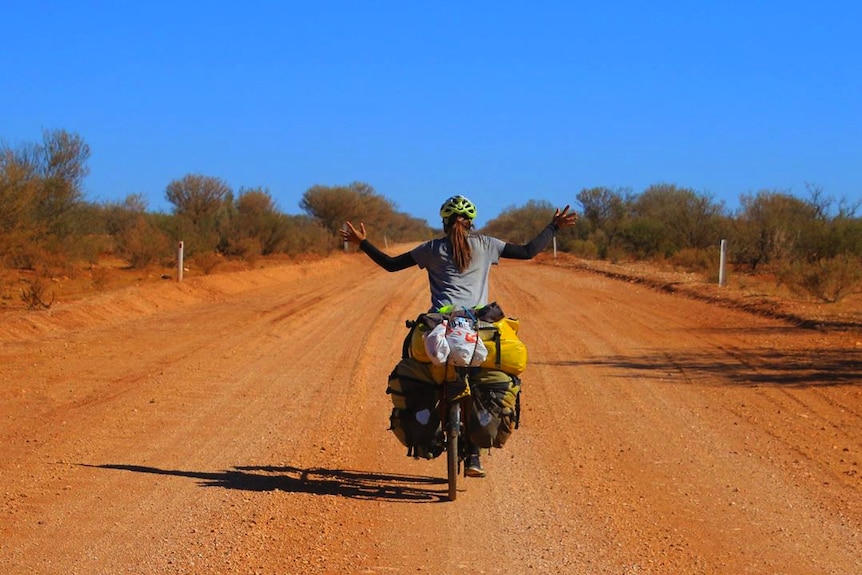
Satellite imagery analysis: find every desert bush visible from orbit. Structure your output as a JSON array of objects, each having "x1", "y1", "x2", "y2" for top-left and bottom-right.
[
  {"x1": 218, "y1": 188, "x2": 295, "y2": 257},
  {"x1": 670, "y1": 247, "x2": 720, "y2": 274},
  {"x1": 566, "y1": 239, "x2": 599, "y2": 260},
  {"x1": 618, "y1": 218, "x2": 669, "y2": 259},
  {"x1": 278, "y1": 215, "x2": 335, "y2": 256},
  {"x1": 1, "y1": 130, "x2": 94, "y2": 274},
  {"x1": 731, "y1": 191, "x2": 818, "y2": 269},
  {"x1": 301, "y1": 182, "x2": 435, "y2": 242},
  {"x1": 3, "y1": 241, "x2": 69, "y2": 275},
  {"x1": 165, "y1": 174, "x2": 230, "y2": 225},
  {"x1": 20, "y1": 277, "x2": 54, "y2": 310},
  {"x1": 222, "y1": 236, "x2": 262, "y2": 260},
  {"x1": 605, "y1": 244, "x2": 629, "y2": 264},
  {"x1": 115, "y1": 216, "x2": 172, "y2": 268},
  {"x1": 577, "y1": 187, "x2": 630, "y2": 236},
  {"x1": 481, "y1": 200, "x2": 557, "y2": 243},
  {"x1": 577, "y1": 229, "x2": 610, "y2": 259},
  {"x1": 777, "y1": 254, "x2": 862, "y2": 303},
  {"x1": 90, "y1": 266, "x2": 111, "y2": 291},
  {"x1": 2, "y1": 234, "x2": 41, "y2": 270},
  {"x1": 632, "y1": 184, "x2": 725, "y2": 251},
  {"x1": 193, "y1": 251, "x2": 222, "y2": 275},
  {"x1": 51, "y1": 231, "x2": 106, "y2": 266}
]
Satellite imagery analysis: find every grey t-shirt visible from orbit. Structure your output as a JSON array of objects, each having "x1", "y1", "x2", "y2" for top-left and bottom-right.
[{"x1": 410, "y1": 234, "x2": 507, "y2": 311}]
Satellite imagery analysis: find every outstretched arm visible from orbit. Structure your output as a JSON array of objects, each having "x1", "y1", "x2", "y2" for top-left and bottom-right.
[
  {"x1": 501, "y1": 205, "x2": 579, "y2": 259},
  {"x1": 339, "y1": 221, "x2": 417, "y2": 272}
]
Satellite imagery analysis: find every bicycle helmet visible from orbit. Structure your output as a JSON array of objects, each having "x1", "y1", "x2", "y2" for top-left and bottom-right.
[{"x1": 439, "y1": 195, "x2": 477, "y2": 220}]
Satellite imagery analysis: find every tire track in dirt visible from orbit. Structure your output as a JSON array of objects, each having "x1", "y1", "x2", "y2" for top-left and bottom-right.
[
  {"x1": 492, "y1": 260, "x2": 862, "y2": 574},
  {"x1": 1, "y1": 256, "x2": 405, "y2": 573}
]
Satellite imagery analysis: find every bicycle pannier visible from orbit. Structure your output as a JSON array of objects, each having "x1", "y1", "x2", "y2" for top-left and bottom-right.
[{"x1": 386, "y1": 358, "x2": 443, "y2": 459}]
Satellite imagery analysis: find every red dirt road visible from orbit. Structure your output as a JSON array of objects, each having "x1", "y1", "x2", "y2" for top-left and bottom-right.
[{"x1": 1, "y1": 253, "x2": 860, "y2": 574}]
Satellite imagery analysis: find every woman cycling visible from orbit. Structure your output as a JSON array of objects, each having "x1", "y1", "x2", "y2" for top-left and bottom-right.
[{"x1": 340, "y1": 195, "x2": 578, "y2": 476}]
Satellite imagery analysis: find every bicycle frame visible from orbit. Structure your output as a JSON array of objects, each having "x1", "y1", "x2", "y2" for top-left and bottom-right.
[
  {"x1": 402, "y1": 317, "x2": 475, "y2": 501},
  {"x1": 440, "y1": 366, "x2": 472, "y2": 501}
]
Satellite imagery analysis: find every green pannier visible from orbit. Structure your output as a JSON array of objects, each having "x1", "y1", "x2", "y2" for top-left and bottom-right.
[
  {"x1": 386, "y1": 358, "x2": 443, "y2": 459},
  {"x1": 468, "y1": 369, "x2": 522, "y2": 449}
]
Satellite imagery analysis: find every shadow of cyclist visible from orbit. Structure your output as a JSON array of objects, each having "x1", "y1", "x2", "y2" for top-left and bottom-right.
[{"x1": 84, "y1": 463, "x2": 449, "y2": 503}]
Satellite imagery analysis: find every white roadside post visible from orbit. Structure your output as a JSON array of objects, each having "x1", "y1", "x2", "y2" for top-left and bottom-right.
[
  {"x1": 718, "y1": 239, "x2": 727, "y2": 287},
  {"x1": 553, "y1": 236, "x2": 557, "y2": 259},
  {"x1": 177, "y1": 241, "x2": 184, "y2": 283}
]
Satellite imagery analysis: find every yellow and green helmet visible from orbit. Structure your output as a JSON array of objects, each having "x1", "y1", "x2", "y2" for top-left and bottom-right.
[{"x1": 439, "y1": 195, "x2": 477, "y2": 220}]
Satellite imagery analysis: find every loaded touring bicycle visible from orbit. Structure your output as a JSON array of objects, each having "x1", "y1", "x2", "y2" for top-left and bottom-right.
[{"x1": 386, "y1": 303, "x2": 526, "y2": 501}]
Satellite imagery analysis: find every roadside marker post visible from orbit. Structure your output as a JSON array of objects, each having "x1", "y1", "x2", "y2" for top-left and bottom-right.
[
  {"x1": 178, "y1": 241, "x2": 184, "y2": 283},
  {"x1": 719, "y1": 239, "x2": 727, "y2": 287}
]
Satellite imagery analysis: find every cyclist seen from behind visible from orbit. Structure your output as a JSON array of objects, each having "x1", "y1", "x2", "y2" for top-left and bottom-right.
[{"x1": 340, "y1": 195, "x2": 578, "y2": 476}]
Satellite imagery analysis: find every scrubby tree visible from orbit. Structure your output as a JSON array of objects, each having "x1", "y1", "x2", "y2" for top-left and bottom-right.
[
  {"x1": 165, "y1": 174, "x2": 231, "y2": 254},
  {"x1": 796, "y1": 183, "x2": 862, "y2": 261},
  {"x1": 0, "y1": 130, "x2": 91, "y2": 269},
  {"x1": 300, "y1": 183, "x2": 368, "y2": 235},
  {"x1": 104, "y1": 194, "x2": 171, "y2": 268},
  {"x1": 481, "y1": 199, "x2": 557, "y2": 244},
  {"x1": 630, "y1": 184, "x2": 724, "y2": 252},
  {"x1": 165, "y1": 174, "x2": 231, "y2": 226},
  {"x1": 575, "y1": 186, "x2": 631, "y2": 258},
  {"x1": 301, "y1": 181, "x2": 434, "y2": 243},
  {"x1": 279, "y1": 214, "x2": 334, "y2": 255},
  {"x1": 0, "y1": 146, "x2": 38, "y2": 266},
  {"x1": 618, "y1": 218, "x2": 668, "y2": 259},
  {"x1": 220, "y1": 187, "x2": 293, "y2": 257},
  {"x1": 37, "y1": 130, "x2": 90, "y2": 233},
  {"x1": 577, "y1": 187, "x2": 629, "y2": 231},
  {"x1": 731, "y1": 190, "x2": 818, "y2": 269},
  {"x1": 731, "y1": 187, "x2": 862, "y2": 301},
  {"x1": 384, "y1": 211, "x2": 437, "y2": 243}
]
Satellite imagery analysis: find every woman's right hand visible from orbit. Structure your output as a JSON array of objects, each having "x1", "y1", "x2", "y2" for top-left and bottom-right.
[{"x1": 340, "y1": 221, "x2": 367, "y2": 245}]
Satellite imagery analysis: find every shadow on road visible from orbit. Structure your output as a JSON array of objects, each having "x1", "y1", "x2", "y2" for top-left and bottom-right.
[
  {"x1": 534, "y1": 347, "x2": 862, "y2": 387},
  {"x1": 85, "y1": 463, "x2": 449, "y2": 502}
]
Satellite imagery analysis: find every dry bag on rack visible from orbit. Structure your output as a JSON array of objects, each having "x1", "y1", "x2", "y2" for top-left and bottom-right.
[{"x1": 408, "y1": 311, "x2": 528, "y2": 377}]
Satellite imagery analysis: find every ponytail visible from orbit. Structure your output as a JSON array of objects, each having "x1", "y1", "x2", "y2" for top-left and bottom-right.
[{"x1": 445, "y1": 215, "x2": 473, "y2": 272}]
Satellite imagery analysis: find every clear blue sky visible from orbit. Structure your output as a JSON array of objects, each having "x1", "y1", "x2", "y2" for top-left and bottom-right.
[{"x1": 2, "y1": 1, "x2": 859, "y2": 226}]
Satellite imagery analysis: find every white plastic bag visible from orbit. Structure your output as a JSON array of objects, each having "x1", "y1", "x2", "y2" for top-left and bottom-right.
[
  {"x1": 422, "y1": 321, "x2": 450, "y2": 365},
  {"x1": 470, "y1": 335, "x2": 489, "y2": 367},
  {"x1": 445, "y1": 318, "x2": 488, "y2": 367}
]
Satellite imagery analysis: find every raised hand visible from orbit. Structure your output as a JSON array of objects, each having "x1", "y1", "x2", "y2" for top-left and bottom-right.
[
  {"x1": 339, "y1": 221, "x2": 367, "y2": 245},
  {"x1": 552, "y1": 205, "x2": 579, "y2": 229}
]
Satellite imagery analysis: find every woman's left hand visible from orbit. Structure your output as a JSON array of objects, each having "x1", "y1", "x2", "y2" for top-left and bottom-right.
[{"x1": 552, "y1": 206, "x2": 579, "y2": 228}]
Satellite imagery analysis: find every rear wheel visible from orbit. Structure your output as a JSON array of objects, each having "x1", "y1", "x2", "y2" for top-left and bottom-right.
[{"x1": 446, "y1": 402, "x2": 461, "y2": 501}]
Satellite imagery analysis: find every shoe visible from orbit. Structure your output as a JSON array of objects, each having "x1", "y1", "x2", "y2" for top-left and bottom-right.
[{"x1": 465, "y1": 455, "x2": 486, "y2": 478}]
